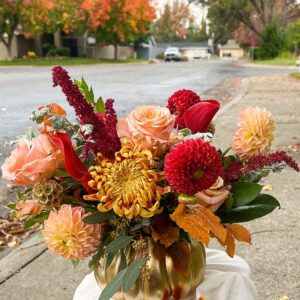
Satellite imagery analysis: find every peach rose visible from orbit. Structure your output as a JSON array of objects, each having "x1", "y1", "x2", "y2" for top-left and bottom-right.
[
  {"x1": 1, "y1": 134, "x2": 63, "y2": 185},
  {"x1": 16, "y1": 200, "x2": 42, "y2": 218},
  {"x1": 37, "y1": 103, "x2": 66, "y2": 134},
  {"x1": 196, "y1": 177, "x2": 230, "y2": 212},
  {"x1": 117, "y1": 106, "x2": 175, "y2": 150}
]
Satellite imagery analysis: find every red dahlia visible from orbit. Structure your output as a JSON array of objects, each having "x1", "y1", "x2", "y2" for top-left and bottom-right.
[
  {"x1": 164, "y1": 139, "x2": 222, "y2": 194},
  {"x1": 167, "y1": 89, "x2": 200, "y2": 129}
]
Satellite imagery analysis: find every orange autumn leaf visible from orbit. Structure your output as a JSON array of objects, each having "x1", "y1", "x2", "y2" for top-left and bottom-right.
[
  {"x1": 170, "y1": 203, "x2": 227, "y2": 246},
  {"x1": 226, "y1": 224, "x2": 252, "y2": 244},
  {"x1": 151, "y1": 214, "x2": 180, "y2": 248},
  {"x1": 224, "y1": 224, "x2": 251, "y2": 257}
]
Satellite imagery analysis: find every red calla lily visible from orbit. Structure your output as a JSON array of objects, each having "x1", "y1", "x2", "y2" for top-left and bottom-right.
[
  {"x1": 50, "y1": 133, "x2": 93, "y2": 193},
  {"x1": 183, "y1": 100, "x2": 220, "y2": 133}
]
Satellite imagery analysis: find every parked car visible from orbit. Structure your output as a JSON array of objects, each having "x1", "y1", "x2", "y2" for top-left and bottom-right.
[
  {"x1": 164, "y1": 47, "x2": 182, "y2": 61},
  {"x1": 296, "y1": 59, "x2": 300, "y2": 67}
]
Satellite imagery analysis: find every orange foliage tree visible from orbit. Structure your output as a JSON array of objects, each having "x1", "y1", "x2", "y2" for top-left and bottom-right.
[{"x1": 82, "y1": 0, "x2": 155, "y2": 59}]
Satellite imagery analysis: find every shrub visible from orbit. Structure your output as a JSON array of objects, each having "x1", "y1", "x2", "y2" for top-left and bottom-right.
[
  {"x1": 56, "y1": 47, "x2": 71, "y2": 57},
  {"x1": 43, "y1": 43, "x2": 56, "y2": 56},
  {"x1": 259, "y1": 23, "x2": 285, "y2": 59}
]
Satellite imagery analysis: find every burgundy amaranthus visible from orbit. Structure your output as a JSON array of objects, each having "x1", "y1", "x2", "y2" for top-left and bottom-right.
[
  {"x1": 52, "y1": 66, "x2": 121, "y2": 158},
  {"x1": 224, "y1": 151, "x2": 299, "y2": 182}
]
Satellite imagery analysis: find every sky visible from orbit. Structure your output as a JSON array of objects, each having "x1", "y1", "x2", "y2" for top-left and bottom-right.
[{"x1": 152, "y1": 0, "x2": 208, "y2": 23}]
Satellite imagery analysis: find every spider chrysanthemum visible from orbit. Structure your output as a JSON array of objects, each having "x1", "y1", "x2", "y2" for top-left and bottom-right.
[
  {"x1": 232, "y1": 107, "x2": 275, "y2": 159},
  {"x1": 84, "y1": 142, "x2": 162, "y2": 219},
  {"x1": 164, "y1": 139, "x2": 222, "y2": 194}
]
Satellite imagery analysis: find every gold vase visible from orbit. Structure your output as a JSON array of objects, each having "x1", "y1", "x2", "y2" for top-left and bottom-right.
[{"x1": 94, "y1": 238, "x2": 206, "y2": 300}]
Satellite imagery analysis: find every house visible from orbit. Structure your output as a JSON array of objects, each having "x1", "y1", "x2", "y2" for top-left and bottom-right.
[
  {"x1": 137, "y1": 40, "x2": 210, "y2": 60},
  {"x1": 219, "y1": 40, "x2": 244, "y2": 59}
]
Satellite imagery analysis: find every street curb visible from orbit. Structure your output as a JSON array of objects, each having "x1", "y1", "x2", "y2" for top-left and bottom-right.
[
  {"x1": 215, "y1": 78, "x2": 250, "y2": 120},
  {"x1": 0, "y1": 235, "x2": 47, "y2": 284}
]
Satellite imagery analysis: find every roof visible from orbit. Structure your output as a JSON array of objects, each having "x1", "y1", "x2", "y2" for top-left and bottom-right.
[
  {"x1": 156, "y1": 41, "x2": 209, "y2": 49},
  {"x1": 219, "y1": 39, "x2": 241, "y2": 50}
]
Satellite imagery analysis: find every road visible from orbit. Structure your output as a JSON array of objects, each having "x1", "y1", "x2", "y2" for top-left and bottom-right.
[{"x1": 0, "y1": 60, "x2": 293, "y2": 166}]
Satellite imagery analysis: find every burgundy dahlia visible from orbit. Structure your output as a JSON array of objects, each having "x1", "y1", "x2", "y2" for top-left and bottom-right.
[
  {"x1": 164, "y1": 139, "x2": 222, "y2": 194},
  {"x1": 167, "y1": 89, "x2": 201, "y2": 129},
  {"x1": 52, "y1": 66, "x2": 121, "y2": 158}
]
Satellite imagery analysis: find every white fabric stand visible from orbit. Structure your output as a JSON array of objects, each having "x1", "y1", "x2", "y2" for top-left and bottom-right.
[{"x1": 73, "y1": 249, "x2": 259, "y2": 300}]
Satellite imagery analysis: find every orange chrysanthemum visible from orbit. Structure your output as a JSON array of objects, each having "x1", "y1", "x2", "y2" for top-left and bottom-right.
[
  {"x1": 84, "y1": 142, "x2": 162, "y2": 219},
  {"x1": 232, "y1": 107, "x2": 275, "y2": 159},
  {"x1": 43, "y1": 205, "x2": 102, "y2": 260}
]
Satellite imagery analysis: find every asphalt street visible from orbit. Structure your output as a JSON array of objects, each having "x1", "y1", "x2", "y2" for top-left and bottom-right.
[{"x1": 0, "y1": 60, "x2": 292, "y2": 166}]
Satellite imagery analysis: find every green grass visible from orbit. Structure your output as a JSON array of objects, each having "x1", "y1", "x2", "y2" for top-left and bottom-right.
[
  {"x1": 253, "y1": 56, "x2": 297, "y2": 66},
  {"x1": 290, "y1": 72, "x2": 300, "y2": 80},
  {"x1": 0, "y1": 57, "x2": 145, "y2": 66}
]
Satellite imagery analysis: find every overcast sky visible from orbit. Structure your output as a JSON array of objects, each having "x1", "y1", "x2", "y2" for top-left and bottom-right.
[{"x1": 152, "y1": 0, "x2": 208, "y2": 23}]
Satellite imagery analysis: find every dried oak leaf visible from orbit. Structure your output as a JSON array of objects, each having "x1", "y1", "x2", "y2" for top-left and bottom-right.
[
  {"x1": 170, "y1": 203, "x2": 226, "y2": 246},
  {"x1": 224, "y1": 224, "x2": 252, "y2": 257}
]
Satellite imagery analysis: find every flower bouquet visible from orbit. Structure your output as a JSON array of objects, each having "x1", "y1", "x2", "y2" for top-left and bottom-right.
[{"x1": 2, "y1": 66, "x2": 299, "y2": 300}]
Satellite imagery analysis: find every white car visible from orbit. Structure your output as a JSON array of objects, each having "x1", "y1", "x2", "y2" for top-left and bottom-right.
[
  {"x1": 164, "y1": 47, "x2": 182, "y2": 61},
  {"x1": 296, "y1": 59, "x2": 300, "y2": 67}
]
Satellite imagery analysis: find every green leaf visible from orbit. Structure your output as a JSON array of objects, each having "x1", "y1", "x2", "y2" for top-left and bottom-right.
[
  {"x1": 118, "y1": 249, "x2": 127, "y2": 272},
  {"x1": 81, "y1": 78, "x2": 89, "y2": 92},
  {"x1": 53, "y1": 169, "x2": 69, "y2": 177},
  {"x1": 7, "y1": 203, "x2": 16, "y2": 210},
  {"x1": 99, "y1": 269, "x2": 127, "y2": 300},
  {"x1": 231, "y1": 182, "x2": 263, "y2": 207},
  {"x1": 106, "y1": 236, "x2": 133, "y2": 254},
  {"x1": 217, "y1": 194, "x2": 280, "y2": 223},
  {"x1": 89, "y1": 248, "x2": 104, "y2": 269},
  {"x1": 105, "y1": 252, "x2": 116, "y2": 270},
  {"x1": 83, "y1": 211, "x2": 114, "y2": 224},
  {"x1": 122, "y1": 257, "x2": 146, "y2": 292},
  {"x1": 223, "y1": 194, "x2": 234, "y2": 212},
  {"x1": 24, "y1": 211, "x2": 50, "y2": 230},
  {"x1": 17, "y1": 191, "x2": 27, "y2": 201},
  {"x1": 72, "y1": 259, "x2": 80, "y2": 268},
  {"x1": 95, "y1": 97, "x2": 105, "y2": 113}
]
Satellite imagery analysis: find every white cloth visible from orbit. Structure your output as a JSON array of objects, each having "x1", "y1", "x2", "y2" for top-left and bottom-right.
[{"x1": 73, "y1": 249, "x2": 259, "y2": 300}]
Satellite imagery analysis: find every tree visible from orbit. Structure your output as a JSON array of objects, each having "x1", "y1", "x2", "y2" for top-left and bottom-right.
[
  {"x1": 0, "y1": 0, "x2": 22, "y2": 61},
  {"x1": 152, "y1": 0, "x2": 194, "y2": 42},
  {"x1": 285, "y1": 19, "x2": 300, "y2": 55},
  {"x1": 193, "y1": 0, "x2": 300, "y2": 44},
  {"x1": 83, "y1": 0, "x2": 155, "y2": 59},
  {"x1": 186, "y1": 18, "x2": 208, "y2": 42}
]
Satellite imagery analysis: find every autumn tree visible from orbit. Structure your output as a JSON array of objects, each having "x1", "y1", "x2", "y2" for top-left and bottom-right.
[
  {"x1": 152, "y1": 0, "x2": 194, "y2": 42},
  {"x1": 83, "y1": 0, "x2": 155, "y2": 59},
  {"x1": 0, "y1": 0, "x2": 22, "y2": 61},
  {"x1": 193, "y1": 0, "x2": 300, "y2": 44}
]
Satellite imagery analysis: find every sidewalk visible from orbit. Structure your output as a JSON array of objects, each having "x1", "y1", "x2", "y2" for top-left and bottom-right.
[{"x1": 0, "y1": 76, "x2": 299, "y2": 300}]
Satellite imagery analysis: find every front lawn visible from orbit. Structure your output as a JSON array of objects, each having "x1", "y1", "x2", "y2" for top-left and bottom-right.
[
  {"x1": 290, "y1": 72, "x2": 300, "y2": 80},
  {"x1": 0, "y1": 57, "x2": 145, "y2": 66},
  {"x1": 253, "y1": 56, "x2": 297, "y2": 66}
]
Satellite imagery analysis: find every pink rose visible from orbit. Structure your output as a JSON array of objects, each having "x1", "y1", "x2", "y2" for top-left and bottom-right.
[
  {"x1": 16, "y1": 200, "x2": 42, "y2": 218},
  {"x1": 117, "y1": 106, "x2": 175, "y2": 150},
  {"x1": 196, "y1": 177, "x2": 230, "y2": 212},
  {"x1": 1, "y1": 134, "x2": 63, "y2": 185}
]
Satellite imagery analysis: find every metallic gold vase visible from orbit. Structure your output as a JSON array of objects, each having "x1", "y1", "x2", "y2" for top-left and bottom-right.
[{"x1": 94, "y1": 238, "x2": 206, "y2": 300}]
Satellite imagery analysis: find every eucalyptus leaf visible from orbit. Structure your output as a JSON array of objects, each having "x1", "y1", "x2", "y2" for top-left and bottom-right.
[
  {"x1": 118, "y1": 249, "x2": 127, "y2": 272},
  {"x1": 105, "y1": 252, "x2": 116, "y2": 270},
  {"x1": 231, "y1": 182, "x2": 263, "y2": 207},
  {"x1": 122, "y1": 257, "x2": 146, "y2": 292},
  {"x1": 83, "y1": 211, "x2": 114, "y2": 224},
  {"x1": 217, "y1": 194, "x2": 280, "y2": 223},
  {"x1": 106, "y1": 236, "x2": 133, "y2": 254},
  {"x1": 99, "y1": 269, "x2": 126, "y2": 300}
]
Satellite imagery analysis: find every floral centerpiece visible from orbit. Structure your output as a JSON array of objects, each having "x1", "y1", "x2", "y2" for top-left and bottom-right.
[{"x1": 2, "y1": 66, "x2": 299, "y2": 300}]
